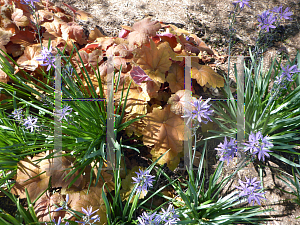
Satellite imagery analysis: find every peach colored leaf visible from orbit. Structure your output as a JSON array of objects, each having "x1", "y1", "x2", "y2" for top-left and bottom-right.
[
  {"x1": 42, "y1": 16, "x2": 64, "y2": 38},
  {"x1": 143, "y1": 105, "x2": 188, "y2": 170},
  {"x1": 132, "y1": 17, "x2": 161, "y2": 36},
  {"x1": 127, "y1": 31, "x2": 148, "y2": 47},
  {"x1": 16, "y1": 44, "x2": 42, "y2": 71},
  {"x1": 88, "y1": 27, "x2": 106, "y2": 41},
  {"x1": 166, "y1": 63, "x2": 185, "y2": 93},
  {"x1": 123, "y1": 113, "x2": 146, "y2": 137},
  {"x1": 132, "y1": 39, "x2": 172, "y2": 83},
  {"x1": 11, "y1": 153, "x2": 50, "y2": 200},
  {"x1": 124, "y1": 86, "x2": 150, "y2": 115},
  {"x1": 36, "y1": 10, "x2": 54, "y2": 22},
  {"x1": 106, "y1": 43, "x2": 131, "y2": 57},
  {"x1": 61, "y1": 22, "x2": 87, "y2": 45},
  {"x1": 167, "y1": 90, "x2": 195, "y2": 115},
  {"x1": 0, "y1": 27, "x2": 12, "y2": 44},
  {"x1": 11, "y1": 8, "x2": 29, "y2": 27},
  {"x1": 127, "y1": 17, "x2": 161, "y2": 46},
  {"x1": 130, "y1": 66, "x2": 152, "y2": 85},
  {"x1": 95, "y1": 37, "x2": 115, "y2": 51},
  {"x1": 191, "y1": 61, "x2": 224, "y2": 88}
]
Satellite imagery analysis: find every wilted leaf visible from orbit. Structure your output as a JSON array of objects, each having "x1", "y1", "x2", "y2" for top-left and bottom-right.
[
  {"x1": 191, "y1": 61, "x2": 224, "y2": 88},
  {"x1": 133, "y1": 39, "x2": 172, "y2": 83},
  {"x1": 11, "y1": 8, "x2": 29, "y2": 27},
  {"x1": 42, "y1": 15, "x2": 64, "y2": 38},
  {"x1": 61, "y1": 22, "x2": 87, "y2": 45},
  {"x1": 11, "y1": 153, "x2": 50, "y2": 201},
  {"x1": 10, "y1": 30, "x2": 35, "y2": 47},
  {"x1": 16, "y1": 44, "x2": 42, "y2": 71}
]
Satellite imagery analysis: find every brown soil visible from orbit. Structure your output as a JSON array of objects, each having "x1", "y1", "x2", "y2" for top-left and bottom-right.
[{"x1": 45, "y1": 0, "x2": 300, "y2": 224}]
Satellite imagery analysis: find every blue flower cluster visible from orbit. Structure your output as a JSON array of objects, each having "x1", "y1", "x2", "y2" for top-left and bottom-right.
[{"x1": 137, "y1": 204, "x2": 180, "y2": 225}]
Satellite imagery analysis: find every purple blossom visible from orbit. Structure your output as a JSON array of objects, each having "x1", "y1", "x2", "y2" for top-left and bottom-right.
[
  {"x1": 11, "y1": 108, "x2": 23, "y2": 121},
  {"x1": 138, "y1": 211, "x2": 161, "y2": 225},
  {"x1": 236, "y1": 176, "x2": 266, "y2": 206},
  {"x1": 51, "y1": 217, "x2": 69, "y2": 225},
  {"x1": 137, "y1": 205, "x2": 179, "y2": 225},
  {"x1": 215, "y1": 137, "x2": 237, "y2": 165},
  {"x1": 232, "y1": 0, "x2": 250, "y2": 9},
  {"x1": 182, "y1": 97, "x2": 214, "y2": 126},
  {"x1": 243, "y1": 131, "x2": 273, "y2": 161},
  {"x1": 132, "y1": 169, "x2": 155, "y2": 195},
  {"x1": 75, "y1": 206, "x2": 101, "y2": 224},
  {"x1": 275, "y1": 64, "x2": 300, "y2": 89},
  {"x1": 36, "y1": 46, "x2": 56, "y2": 71},
  {"x1": 160, "y1": 204, "x2": 180, "y2": 225},
  {"x1": 54, "y1": 194, "x2": 69, "y2": 212},
  {"x1": 272, "y1": 5, "x2": 293, "y2": 20},
  {"x1": 56, "y1": 105, "x2": 73, "y2": 122},
  {"x1": 21, "y1": 0, "x2": 39, "y2": 7},
  {"x1": 23, "y1": 115, "x2": 39, "y2": 132},
  {"x1": 257, "y1": 10, "x2": 277, "y2": 32}
]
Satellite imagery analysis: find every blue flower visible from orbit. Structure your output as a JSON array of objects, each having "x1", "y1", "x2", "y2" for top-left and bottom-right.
[
  {"x1": 132, "y1": 169, "x2": 155, "y2": 195},
  {"x1": 137, "y1": 211, "x2": 161, "y2": 225},
  {"x1": 160, "y1": 204, "x2": 180, "y2": 225},
  {"x1": 182, "y1": 97, "x2": 213, "y2": 126},
  {"x1": 21, "y1": 0, "x2": 39, "y2": 7},
  {"x1": 54, "y1": 194, "x2": 69, "y2": 212},
  {"x1": 75, "y1": 206, "x2": 101, "y2": 224},
  {"x1": 272, "y1": 5, "x2": 293, "y2": 20},
  {"x1": 36, "y1": 45, "x2": 56, "y2": 71},
  {"x1": 274, "y1": 64, "x2": 300, "y2": 89},
  {"x1": 215, "y1": 137, "x2": 237, "y2": 165},
  {"x1": 243, "y1": 131, "x2": 273, "y2": 162},
  {"x1": 11, "y1": 108, "x2": 23, "y2": 121},
  {"x1": 257, "y1": 10, "x2": 277, "y2": 32},
  {"x1": 232, "y1": 0, "x2": 250, "y2": 9},
  {"x1": 56, "y1": 105, "x2": 73, "y2": 122},
  {"x1": 23, "y1": 115, "x2": 39, "y2": 132},
  {"x1": 51, "y1": 217, "x2": 69, "y2": 225},
  {"x1": 236, "y1": 176, "x2": 266, "y2": 206}
]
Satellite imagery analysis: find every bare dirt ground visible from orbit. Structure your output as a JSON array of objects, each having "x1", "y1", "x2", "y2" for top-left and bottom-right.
[{"x1": 49, "y1": 0, "x2": 300, "y2": 223}]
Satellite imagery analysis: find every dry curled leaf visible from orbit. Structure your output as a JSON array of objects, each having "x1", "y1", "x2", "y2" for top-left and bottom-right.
[
  {"x1": 61, "y1": 21, "x2": 87, "y2": 45},
  {"x1": 11, "y1": 8, "x2": 29, "y2": 27},
  {"x1": 11, "y1": 153, "x2": 50, "y2": 201},
  {"x1": 16, "y1": 44, "x2": 42, "y2": 71}
]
